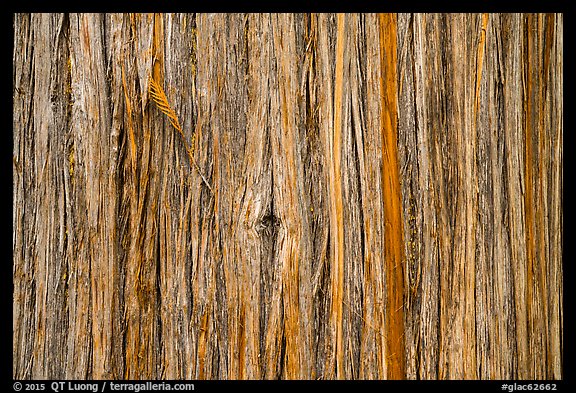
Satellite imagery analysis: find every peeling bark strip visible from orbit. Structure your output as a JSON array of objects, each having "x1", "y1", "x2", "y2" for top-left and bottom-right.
[
  {"x1": 330, "y1": 13, "x2": 346, "y2": 379},
  {"x1": 13, "y1": 13, "x2": 562, "y2": 380},
  {"x1": 378, "y1": 13, "x2": 405, "y2": 380}
]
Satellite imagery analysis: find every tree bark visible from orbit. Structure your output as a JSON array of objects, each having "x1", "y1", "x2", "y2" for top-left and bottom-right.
[{"x1": 13, "y1": 13, "x2": 563, "y2": 380}]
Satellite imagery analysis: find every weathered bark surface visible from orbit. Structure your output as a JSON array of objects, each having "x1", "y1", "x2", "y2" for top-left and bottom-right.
[{"x1": 13, "y1": 13, "x2": 562, "y2": 380}]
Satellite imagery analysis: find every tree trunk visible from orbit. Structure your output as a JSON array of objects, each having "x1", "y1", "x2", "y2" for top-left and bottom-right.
[{"x1": 13, "y1": 13, "x2": 563, "y2": 380}]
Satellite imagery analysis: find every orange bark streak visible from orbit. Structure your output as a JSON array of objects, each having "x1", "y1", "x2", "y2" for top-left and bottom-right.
[{"x1": 379, "y1": 13, "x2": 405, "y2": 380}]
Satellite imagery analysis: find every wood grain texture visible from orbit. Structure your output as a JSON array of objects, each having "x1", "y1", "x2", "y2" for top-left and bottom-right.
[{"x1": 13, "y1": 13, "x2": 562, "y2": 380}]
